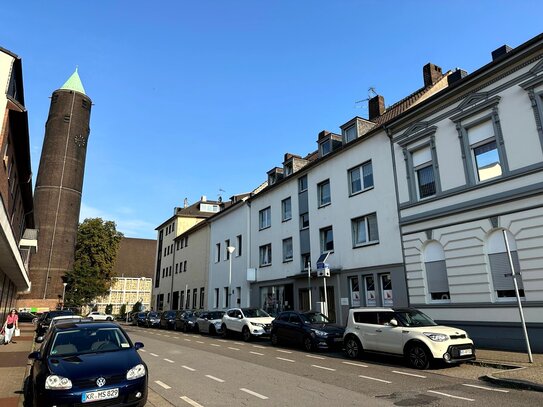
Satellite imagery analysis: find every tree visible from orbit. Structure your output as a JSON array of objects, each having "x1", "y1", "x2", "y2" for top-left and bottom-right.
[
  {"x1": 119, "y1": 303, "x2": 127, "y2": 318},
  {"x1": 64, "y1": 218, "x2": 123, "y2": 308},
  {"x1": 132, "y1": 300, "x2": 142, "y2": 314},
  {"x1": 105, "y1": 304, "x2": 113, "y2": 315}
]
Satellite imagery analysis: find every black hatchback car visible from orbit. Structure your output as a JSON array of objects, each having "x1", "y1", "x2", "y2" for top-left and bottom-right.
[
  {"x1": 25, "y1": 321, "x2": 147, "y2": 407},
  {"x1": 35, "y1": 310, "x2": 75, "y2": 338},
  {"x1": 270, "y1": 311, "x2": 345, "y2": 351},
  {"x1": 159, "y1": 310, "x2": 177, "y2": 330},
  {"x1": 134, "y1": 312, "x2": 148, "y2": 326},
  {"x1": 144, "y1": 311, "x2": 160, "y2": 328},
  {"x1": 175, "y1": 310, "x2": 200, "y2": 332}
]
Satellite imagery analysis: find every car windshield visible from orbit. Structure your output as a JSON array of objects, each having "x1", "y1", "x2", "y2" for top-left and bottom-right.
[
  {"x1": 208, "y1": 311, "x2": 225, "y2": 319},
  {"x1": 301, "y1": 312, "x2": 330, "y2": 324},
  {"x1": 242, "y1": 309, "x2": 270, "y2": 318},
  {"x1": 148, "y1": 312, "x2": 158, "y2": 318},
  {"x1": 394, "y1": 310, "x2": 437, "y2": 327},
  {"x1": 50, "y1": 327, "x2": 131, "y2": 356}
]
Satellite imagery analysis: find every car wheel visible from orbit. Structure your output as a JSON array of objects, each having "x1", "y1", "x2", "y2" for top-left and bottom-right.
[
  {"x1": 270, "y1": 332, "x2": 279, "y2": 346},
  {"x1": 303, "y1": 336, "x2": 314, "y2": 352},
  {"x1": 182, "y1": 323, "x2": 188, "y2": 333},
  {"x1": 221, "y1": 324, "x2": 228, "y2": 338},
  {"x1": 344, "y1": 336, "x2": 362, "y2": 359},
  {"x1": 23, "y1": 375, "x2": 33, "y2": 407},
  {"x1": 242, "y1": 326, "x2": 252, "y2": 342},
  {"x1": 88, "y1": 317, "x2": 94, "y2": 321},
  {"x1": 210, "y1": 325, "x2": 216, "y2": 336},
  {"x1": 106, "y1": 317, "x2": 112, "y2": 321},
  {"x1": 406, "y1": 343, "x2": 431, "y2": 370},
  {"x1": 194, "y1": 324, "x2": 200, "y2": 334}
]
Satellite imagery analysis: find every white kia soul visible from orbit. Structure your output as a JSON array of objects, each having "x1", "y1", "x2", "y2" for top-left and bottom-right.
[{"x1": 343, "y1": 307, "x2": 475, "y2": 369}]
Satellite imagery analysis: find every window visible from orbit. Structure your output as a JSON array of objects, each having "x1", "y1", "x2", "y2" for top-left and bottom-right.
[
  {"x1": 193, "y1": 289, "x2": 197, "y2": 309},
  {"x1": 423, "y1": 241, "x2": 450, "y2": 301},
  {"x1": 353, "y1": 311, "x2": 378, "y2": 324},
  {"x1": 318, "y1": 179, "x2": 331, "y2": 207},
  {"x1": 320, "y1": 139, "x2": 331, "y2": 156},
  {"x1": 348, "y1": 161, "x2": 374, "y2": 195},
  {"x1": 300, "y1": 213, "x2": 309, "y2": 229},
  {"x1": 467, "y1": 120, "x2": 502, "y2": 182},
  {"x1": 236, "y1": 235, "x2": 242, "y2": 256},
  {"x1": 185, "y1": 236, "x2": 189, "y2": 247},
  {"x1": 225, "y1": 239, "x2": 231, "y2": 260},
  {"x1": 283, "y1": 238, "x2": 293, "y2": 262},
  {"x1": 215, "y1": 243, "x2": 221, "y2": 262},
  {"x1": 224, "y1": 287, "x2": 229, "y2": 308},
  {"x1": 298, "y1": 175, "x2": 308, "y2": 192},
  {"x1": 183, "y1": 261, "x2": 187, "y2": 272},
  {"x1": 352, "y1": 213, "x2": 379, "y2": 246},
  {"x1": 301, "y1": 253, "x2": 311, "y2": 270},
  {"x1": 487, "y1": 230, "x2": 524, "y2": 299},
  {"x1": 259, "y1": 207, "x2": 271, "y2": 230},
  {"x1": 344, "y1": 125, "x2": 357, "y2": 143},
  {"x1": 259, "y1": 244, "x2": 272, "y2": 266},
  {"x1": 200, "y1": 288, "x2": 205, "y2": 309},
  {"x1": 214, "y1": 288, "x2": 219, "y2": 308},
  {"x1": 175, "y1": 263, "x2": 179, "y2": 274},
  {"x1": 320, "y1": 226, "x2": 334, "y2": 253},
  {"x1": 284, "y1": 162, "x2": 293, "y2": 176},
  {"x1": 281, "y1": 197, "x2": 292, "y2": 221},
  {"x1": 180, "y1": 291, "x2": 185, "y2": 310},
  {"x1": 411, "y1": 148, "x2": 435, "y2": 198}
]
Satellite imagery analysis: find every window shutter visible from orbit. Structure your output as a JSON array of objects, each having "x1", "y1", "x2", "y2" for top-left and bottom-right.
[
  {"x1": 489, "y1": 251, "x2": 524, "y2": 291},
  {"x1": 467, "y1": 120, "x2": 493, "y2": 145},
  {"x1": 425, "y1": 260, "x2": 449, "y2": 293},
  {"x1": 412, "y1": 147, "x2": 432, "y2": 167}
]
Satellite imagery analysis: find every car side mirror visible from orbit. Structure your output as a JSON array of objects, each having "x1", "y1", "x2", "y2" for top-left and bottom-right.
[
  {"x1": 28, "y1": 351, "x2": 41, "y2": 360},
  {"x1": 35, "y1": 336, "x2": 44, "y2": 343},
  {"x1": 238, "y1": 315, "x2": 243, "y2": 319},
  {"x1": 389, "y1": 319, "x2": 398, "y2": 327},
  {"x1": 134, "y1": 342, "x2": 144, "y2": 350}
]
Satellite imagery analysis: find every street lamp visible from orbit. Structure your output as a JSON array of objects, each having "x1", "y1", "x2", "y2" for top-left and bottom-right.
[
  {"x1": 227, "y1": 246, "x2": 236, "y2": 308},
  {"x1": 62, "y1": 283, "x2": 68, "y2": 310}
]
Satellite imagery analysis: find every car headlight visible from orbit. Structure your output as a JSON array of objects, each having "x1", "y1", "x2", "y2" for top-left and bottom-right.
[
  {"x1": 424, "y1": 332, "x2": 449, "y2": 342},
  {"x1": 45, "y1": 375, "x2": 72, "y2": 390},
  {"x1": 187, "y1": 321, "x2": 194, "y2": 325},
  {"x1": 311, "y1": 329, "x2": 328, "y2": 338},
  {"x1": 214, "y1": 321, "x2": 222, "y2": 328},
  {"x1": 251, "y1": 322, "x2": 265, "y2": 327},
  {"x1": 126, "y1": 364, "x2": 146, "y2": 380}
]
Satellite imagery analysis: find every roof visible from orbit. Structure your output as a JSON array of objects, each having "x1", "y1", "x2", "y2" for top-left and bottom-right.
[
  {"x1": 113, "y1": 237, "x2": 156, "y2": 278},
  {"x1": 155, "y1": 199, "x2": 222, "y2": 230},
  {"x1": 60, "y1": 67, "x2": 86, "y2": 95}
]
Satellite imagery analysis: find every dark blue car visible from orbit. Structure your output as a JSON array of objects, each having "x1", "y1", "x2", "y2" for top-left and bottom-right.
[{"x1": 25, "y1": 321, "x2": 147, "y2": 407}]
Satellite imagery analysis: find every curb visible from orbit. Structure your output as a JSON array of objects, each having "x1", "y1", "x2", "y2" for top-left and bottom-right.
[
  {"x1": 481, "y1": 371, "x2": 543, "y2": 393},
  {"x1": 146, "y1": 387, "x2": 175, "y2": 407}
]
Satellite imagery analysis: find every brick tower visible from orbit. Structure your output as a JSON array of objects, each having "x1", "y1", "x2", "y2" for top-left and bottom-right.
[{"x1": 28, "y1": 69, "x2": 92, "y2": 305}]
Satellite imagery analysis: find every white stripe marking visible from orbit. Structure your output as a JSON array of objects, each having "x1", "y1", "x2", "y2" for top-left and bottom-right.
[
  {"x1": 311, "y1": 364, "x2": 336, "y2": 371},
  {"x1": 275, "y1": 349, "x2": 293, "y2": 354},
  {"x1": 156, "y1": 333, "x2": 162, "y2": 336},
  {"x1": 234, "y1": 342, "x2": 245, "y2": 345},
  {"x1": 240, "y1": 388, "x2": 268, "y2": 400},
  {"x1": 210, "y1": 344, "x2": 221, "y2": 347},
  {"x1": 182, "y1": 365, "x2": 195, "y2": 371},
  {"x1": 228, "y1": 347, "x2": 240, "y2": 351},
  {"x1": 205, "y1": 375, "x2": 225, "y2": 383},
  {"x1": 196, "y1": 341, "x2": 204, "y2": 344},
  {"x1": 342, "y1": 361, "x2": 367, "y2": 368},
  {"x1": 180, "y1": 396, "x2": 204, "y2": 407},
  {"x1": 359, "y1": 375, "x2": 392, "y2": 384},
  {"x1": 139, "y1": 349, "x2": 147, "y2": 352},
  {"x1": 155, "y1": 380, "x2": 171, "y2": 389},
  {"x1": 164, "y1": 335, "x2": 170, "y2": 337},
  {"x1": 173, "y1": 336, "x2": 180, "y2": 339},
  {"x1": 252, "y1": 345, "x2": 266, "y2": 349},
  {"x1": 276, "y1": 357, "x2": 295, "y2": 362},
  {"x1": 250, "y1": 351, "x2": 264, "y2": 355},
  {"x1": 217, "y1": 339, "x2": 228, "y2": 342},
  {"x1": 184, "y1": 338, "x2": 191, "y2": 342},
  {"x1": 150, "y1": 353, "x2": 159, "y2": 357},
  {"x1": 428, "y1": 390, "x2": 474, "y2": 401},
  {"x1": 191, "y1": 335, "x2": 199, "y2": 338},
  {"x1": 392, "y1": 370, "x2": 426, "y2": 378},
  {"x1": 305, "y1": 354, "x2": 325, "y2": 359},
  {"x1": 164, "y1": 358, "x2": 174, "y2": 363},
  {"x1": 462, "y1": 384, "x2": 509, "y2": 393}
]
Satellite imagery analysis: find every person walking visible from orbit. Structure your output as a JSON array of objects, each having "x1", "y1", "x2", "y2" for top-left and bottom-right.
[{"x1": 2, "y1": 309, "x2": 19, "y2": 345}]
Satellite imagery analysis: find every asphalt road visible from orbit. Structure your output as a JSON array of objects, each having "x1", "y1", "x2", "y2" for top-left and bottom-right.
[{"x1": 124, "y1": 325, "x2": 543, "y2": 407}]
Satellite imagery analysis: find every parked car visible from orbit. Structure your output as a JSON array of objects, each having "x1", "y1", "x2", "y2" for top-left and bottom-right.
[
  {"x1": 144, "y1": 311, "x2": 160, "y2": 328},
  {"x1": 159, "y1": 310, "x2": 177, "y2": 330},
  {"x1": 86, "y1": 311, "x2": 114, "y2": 321},
  {"x1": 270, "y1": 311, "x2": 344, "y2": 351},
  {"x1": 134, "y1": 312, "x2": 148, "y2": 327},
  {"x1": 18, "y1": 311, "x2": 38, "y2": 323},
  {"x1": 343, "y1": 307, "x2": 476, "y2": 369},
  {"x1": 195, "y1": 311, "x2": 225, "y2": 335},
  {"x1": 35, "y1": 310, "x2": 75, "y2": 338},
  {"x1": 175, "y1": 310, "x2": 200, "y2": 332},
  {"x1": 221, "y1": 308, "x2": 274, "y2": 341},
  {"x1": 25, "y1": 321, "x2": 147, "y2": 407},
  {"x1": 35, "y1": 315, "x2": 88, "y2": 342}
]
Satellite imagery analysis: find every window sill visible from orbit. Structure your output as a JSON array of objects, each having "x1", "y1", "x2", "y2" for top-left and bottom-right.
[
  {"x1": 318, "y1": 202, "x2": 331, "y2": 209},
  {"x1": 349, "y1": 186, "x2": 374, "y2": 197},
  {"x1": 259, "y1": 226, "x2": 271, "y2": 231},
  {"x1": 283, "y1": 259, "x2": 293, "y2": 263},
  {"x1": 282, "y1": 217, "x2": 292, "y2": 223},
  {"x1": 352, "y1": 241, "x2": 379, "y2": 249},
  {"x1": 259, "y1": 264, "x2": 272, "y2": 268}
]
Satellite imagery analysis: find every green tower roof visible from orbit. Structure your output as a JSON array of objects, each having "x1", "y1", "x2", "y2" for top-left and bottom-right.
[{"x1": 60, "y1": 67, "x2": 86, "y2": 95}]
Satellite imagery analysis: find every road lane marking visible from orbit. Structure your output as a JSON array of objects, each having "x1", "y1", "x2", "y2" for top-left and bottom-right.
[
  {"x1": 205, "y1": 375, "x2": 225, "y2": 383},
  {"x1": 150, "y1": 353, "x2": 159, "y2": 357},
  {"x1": 156, "y1": 333, "x2": 162, "y2": 336},
  {"x1": 275, "y1": 349, "x2": 292, "y2": 354},
  {"x1": 392, "y1": 370, "x2": 426, "y2": 378},
  {"x1": 276, "y1": 357, "x2": 295, "y2": 362},
  {"x1": 155, "y1": 380, "x2": 171, "y2": 389},
  {"x1": 462, "y1": 384, "x2": 509, "y2": 393},
  {"x1": 196, "y1": 341, "x2": 205, "y2": 344},
  {"x1": 182, "y1": 365, "x2": 196, "y2": 371},
  {"x1": 240, "y1": 388, "x2": 268, "y2": 400},
  {"x1": 218, "y1": 339, "x2": 228, "y2": 343},
  {"x1": 184, "y1": 339, "x2": 192, "y2": 342},
  {"x1": 234, "y1": 342, "x2": 246, "y2": 346},
  {"x1": 164, "y1": 358, "x2": 174, "y2": 363},
  {"x1": 191, "y1": 335, "x2": 199, "y2": 338},
  {"x1": 180, "y1": 396, "x2": 204, "y2": 407},
  {"x1": 342, "y1": 361, "x2": 367, "y2": 368},
  {"x1": 252, "y1": 345, "x2": 266, "y2": 349},
  {"x1": 305, "y1": 354, "x2": 325, "y2": 360},
  {"x1": 164, "y1": 334, "x2": 170, "y2": 337},
  {"x1": 250, "y1": 351, "x2": 264, "y2": 356},
  {"x1": 311, "y1": 365, "x2": 336, "y2": 371},
  {"x1": 139, "y1": 349, "x2": 147, "y2": 352},
  {"x1": 210, "y1": 344, "x2": 221, "y2": 347},
  {"x1": 358, "y1": 375, "x2": 392, "y2": 384},
  {"x1": 427, "y1": 390, "x2": 474, "y2": 401},
  {"x1": 173, "y1": 336, "x2": 180, "y2": 339},
  {"x1": 228, "y1": 347, "x2": 240, "y2": 351}
]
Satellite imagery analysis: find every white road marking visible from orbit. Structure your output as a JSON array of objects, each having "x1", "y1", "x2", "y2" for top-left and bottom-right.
[
  {"x1": 311, "y1": 365, "x2": 336, "y2": 371},
  {"x1": 252, "y1": 345, "x2": 266, "y2": 349},
  {"x1": 228, "y1": 347, "x2": 240, "y2": 351},
  {"x1": 139, "y1": 349, "x2": 147, "y2": 352},
  {"x1": 184, "y1": 339, "x2": 192, "y2": 342},
  {"x1": 358, "y1": 375, "x2": 392, "y2": 384},
  {"x1": 275, "y1": 349, "x2": 293, "y2": 354},
  {"x1": 182, "y1": 365, "x2": 196, "y2": 371},
  {"x1": 234, "y1": 342, "x2": 245, "y2": 346},
  {"x1": 392, "y1": 370, "x2": 426, "y2": 378},
  {"x1": 155, "y1": 380, "x2": 171, "y2": 389},
  {"x1": 173, "y1": 336, "x2": 180, "y2": 339},
  {"x1": 428, "y1": 390, "x2": 474, "y2": 401},
  {"x1": 276, "y1": 357, "x2": 295, "y2": 363},
  {"x1": 305, "y1": 354, "x2": 325, "y2": 360},
  {"x1": 150, "y1": 353, "x2": 159, "y2": 357},
  {"x1": 205, "y1": 375, "x2": 225, "y2": 383},
  {"x1": 180, "y1": 396, "x2": 204, "y2": 407},
  {"x1": 217, "y1": 339, "x2": 228, "y2": 343},
  {"x1": 156, "y1": 333, "x2": 162, "y2": 336},
  {"x1": 342, "y1": 361, "x2": 367, "y2": 368},
  {"x1": 250, "y1": 351, "x2": 264, "y2": 356},
  {"x1": 462, "y1": 384, "x2": 509, "y2": 393},
  {"x1": 196, "y1": 341, "x2": 205, "y2": 344},
  {"x1": 240, "y1": 388, "x2": 268, "y2": 400},
  {"x1": 164, "y1": 335, "x2": 170, "y2": 337},
  {"x1": 191, "y1": 335, "x2": 199, "y2": 338},
  {"x1": 164, "y1": 358, "x2": 174, "y2": 363},
  {"x1": 210, "y1": 344, "x2": 221, "y2": 347}
]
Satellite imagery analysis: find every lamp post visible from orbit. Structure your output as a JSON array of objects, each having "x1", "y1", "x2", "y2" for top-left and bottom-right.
[
  {"x1": 227, "y1": 246, "x2": 236, "y2": 308},
  {"x1": 62, "y1": 283, "x2": 67, "y2": 310}
]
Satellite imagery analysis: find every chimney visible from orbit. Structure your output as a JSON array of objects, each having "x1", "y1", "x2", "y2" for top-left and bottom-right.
[
  {"x1": 447, "y1": 68, "x2": 468, "y2": 86},
  {"x1": 318, "y1": 130, "x2": 331, "y2": 141},
  {"x1": 423, "y1": 63, "x2": 443, "y2": 87},
  {"x1": 368, "y1": 95, "x2": 385, "y2": 121},
  {"x1": 183, "y1": 198, "x2": 188, "y2": 208},
  {"x1": 491, "y1": 45, "x2": 512, "y2": 61},
  {"x1": 201, "y1": 195, "x2": 207, "y2": 202}
]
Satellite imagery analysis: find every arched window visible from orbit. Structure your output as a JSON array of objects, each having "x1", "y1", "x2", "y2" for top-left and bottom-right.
[
  {"x1": 487, "y1": 230, "x2": 524, "y2": 299},
  {"x1": 423, "y1": 241, "x2": 450, "y2": 300}
]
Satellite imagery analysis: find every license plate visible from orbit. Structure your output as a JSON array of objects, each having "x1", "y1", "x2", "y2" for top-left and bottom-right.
[
  {"x1": 82, "y1": 388, "x2": 119, "y2": 403},
  {"x1": 333, "y1": 337, "x2": 343, "y2": 342},
  {"x1": 459, "y1": 349, "x2": 473, "y2": 356}
]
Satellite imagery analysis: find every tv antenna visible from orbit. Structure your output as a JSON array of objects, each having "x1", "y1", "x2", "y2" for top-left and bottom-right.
[{"x1": 355, "y1": 87, "x2": 378, "y2": 108}]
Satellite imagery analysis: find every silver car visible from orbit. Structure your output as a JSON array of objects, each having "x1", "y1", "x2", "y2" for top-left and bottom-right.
[{"x1": 195, "y1": 311, "x2": 225, "y2": 335}]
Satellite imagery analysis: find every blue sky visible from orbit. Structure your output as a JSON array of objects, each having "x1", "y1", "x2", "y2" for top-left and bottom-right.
[{"x1": 2, "y1": 1, "x2": 542, "y2": 239}]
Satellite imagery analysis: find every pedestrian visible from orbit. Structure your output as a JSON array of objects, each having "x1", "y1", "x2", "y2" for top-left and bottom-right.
[{"x1": 1, "y1": 309, "x2": 19, "y2": 345}]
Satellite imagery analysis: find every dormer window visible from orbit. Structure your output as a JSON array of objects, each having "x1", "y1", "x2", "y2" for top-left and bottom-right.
[
  {"x1": 267, "y1": 167, "x2": 284, "y2": 185},
  {"x1": 344, "y1": 125, "x2": 357, "y2": 143},
  {"x1": 284, "y1": 162, "x2": 293, "y2": 176},
  {"x1": 320, "y1": 140, "x2": 331, "y2": 157},
  {"x1": 317, "y1": 133, "x2": 342, "y2": 158}
]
